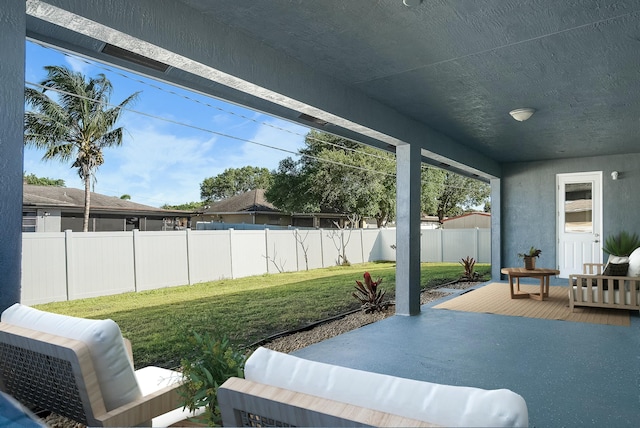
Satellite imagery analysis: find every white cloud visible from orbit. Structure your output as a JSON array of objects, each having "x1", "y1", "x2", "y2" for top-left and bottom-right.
[
  {"x1": 22, "y1": 47, "x2": 312, "y2": 208},
  {"x1": 229, "y1": 118, "x2": 307, "y2": 170},
  {"x1": 94, "y1": 121, "x2": 220, "y2": 206},
  {"x1": 23, "y1": 110, "x2": 308, "y2": 207},
  {"x1": 64, "y1": 55, "x2": 91, "y2": 74}
]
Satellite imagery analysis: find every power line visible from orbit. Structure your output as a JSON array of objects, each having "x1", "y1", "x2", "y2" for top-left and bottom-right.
[
  {"x1": 25, "y1": 79, "x2": 485, "y2": 195},
  {"x1": 27, "y1": 41, "x2": 485, "y2": 178},
  {"x1": 25, "y1": 43, "x2": 488, "y2": 200},
  {"x1": 28, "y1": 40, "x2": 393, "y2": 162},
  {"x1": 25, "y1": 80, "x2": 397, "y2": 179}
]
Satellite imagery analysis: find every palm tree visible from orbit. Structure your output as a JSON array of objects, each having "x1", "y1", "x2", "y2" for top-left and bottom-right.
[{"x1": 24, "y1": 65, "x2": 139, "y2": 232}]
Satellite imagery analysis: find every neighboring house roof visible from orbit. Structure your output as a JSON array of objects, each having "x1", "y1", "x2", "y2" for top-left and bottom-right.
[
  {"x1": 23, "y1": 184, "x2": 187, "y2": 216},
  {"x1": 204, "y1": 189, "x2": 279, "y2": 214},
  {"x1": 442, "y1": 212, "x2": 491, "y2": 222},
  {"x1": 202, "y1": 189, "x2": 359, "y2": 220}
]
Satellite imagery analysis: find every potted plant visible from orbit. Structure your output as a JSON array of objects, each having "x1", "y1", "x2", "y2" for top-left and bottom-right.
[
  {"x1": 602, "y1": 231, "x2": 640, "y2": 258},
  {"x1": 518, "y1": 247, "x2": 541, "y2": 270},
  {"x1": 601, "y1": 231, "x2": 640, "y2": 275}
]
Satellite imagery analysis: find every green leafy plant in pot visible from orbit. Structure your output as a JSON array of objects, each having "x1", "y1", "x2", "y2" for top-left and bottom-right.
[
  {"x1": 517, "y1": 247, "x2": 541, "y2": 270},
  {"x1": 601, "y1": 231, "x2": 640, "y2": 276},
  {"x1": 602, "y1": 231, "x2": 640, "y2": 257}
]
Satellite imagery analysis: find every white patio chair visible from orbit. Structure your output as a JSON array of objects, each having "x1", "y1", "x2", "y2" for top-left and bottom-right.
[{"x1": 0, "y1": 303, "x2": 201, "y2": 427}]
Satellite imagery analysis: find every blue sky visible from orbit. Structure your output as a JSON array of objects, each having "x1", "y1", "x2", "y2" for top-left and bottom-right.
[{"x1": 24, "y1": 41, "x2": 309, "y2": 207}]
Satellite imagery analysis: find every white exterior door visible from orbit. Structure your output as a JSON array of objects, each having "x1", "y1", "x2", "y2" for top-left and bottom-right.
[{"x1": 557, "y1": 172, "x2": 603, "y2": 278}]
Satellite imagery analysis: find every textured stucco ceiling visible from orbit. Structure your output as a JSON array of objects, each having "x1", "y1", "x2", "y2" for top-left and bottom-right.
[
  {"x1": 177, "y1": 0, "x2": 640, "y2": 163},
  {"x1": 25, "y1": 0, "x2": 640, "y2": 172}
]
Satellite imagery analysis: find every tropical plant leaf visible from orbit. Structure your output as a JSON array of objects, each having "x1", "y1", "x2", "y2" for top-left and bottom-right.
[
  {"x1": 603, "y1": 231, "x2": 640, "y2": 256},
  {"x1": 352, "y1": 272, "x2": 388, "y2": 313}
]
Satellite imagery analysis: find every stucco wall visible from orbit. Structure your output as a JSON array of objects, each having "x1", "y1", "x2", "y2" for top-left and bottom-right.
[
  {"x1": 0, "y1": 1, "x2": 25, "y2": 312},
  {"x1": 501, "y1": 152, "x2": 640, "y2": 273}
]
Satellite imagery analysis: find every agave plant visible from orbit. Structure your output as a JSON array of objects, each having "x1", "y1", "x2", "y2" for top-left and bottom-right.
[
  {"x1": 352, "y1": 272, "x2": 388, "y2": 313},
  {"x1": 603, "y1": 231, "x2": 640, "y2": 257}
]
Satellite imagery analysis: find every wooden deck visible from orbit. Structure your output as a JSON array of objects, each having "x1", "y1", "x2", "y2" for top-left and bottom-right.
[{"x1": 433, "y1": 282, "x2": 631, "y2": 326}]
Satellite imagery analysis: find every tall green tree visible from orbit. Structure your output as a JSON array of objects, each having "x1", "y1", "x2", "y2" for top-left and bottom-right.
[
  {"x1": 421, "y1": 167, "x2": 446, "y2": 216},
  {"x1": 24, "y1": 65, "x2": 139, "y2": 232},
  {"x1": 266, "y1": 130, "x2": 396, "y2": 227},
  {"x1": 23, "y1": 172, "x2": 65, "y2": 187},
  {"x1": 200, "y1": 166, "x2": 273, "y2": 202},
  {"x1": 266, "y1": 131, "x2": 490, "y2": 227},
  {"x1": 434, "y1": 172, "x2": 490, "y2": 222}
]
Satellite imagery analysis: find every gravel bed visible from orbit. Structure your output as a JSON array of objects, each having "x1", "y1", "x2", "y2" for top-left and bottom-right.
[
  {"x1": 437, "y1": 280, "x2": 483, "y2": 289},
  {"x1": 264, "y1": 288, "x2": 455, "y2": 354}
]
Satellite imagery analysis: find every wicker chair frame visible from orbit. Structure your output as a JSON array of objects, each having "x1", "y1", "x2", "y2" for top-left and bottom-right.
[{"x1": 0, "y1": 323, "x2": 182, "y2": 427}]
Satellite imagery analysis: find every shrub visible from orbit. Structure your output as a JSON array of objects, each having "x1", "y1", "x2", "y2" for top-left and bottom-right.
[
  {"x1": 179, "y1": 333, "x2": 247, "y2": 426},
  {"x1": 352, "y1": 272, "x2": 389, "y2": 313},
  {"x1": 459, "y1": 256, "x2": 479, "y2": 281}
]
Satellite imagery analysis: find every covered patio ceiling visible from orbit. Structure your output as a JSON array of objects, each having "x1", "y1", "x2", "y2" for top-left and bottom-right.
[{"x1": 25, "y1": 0, "x2": 640, "y2": 181}]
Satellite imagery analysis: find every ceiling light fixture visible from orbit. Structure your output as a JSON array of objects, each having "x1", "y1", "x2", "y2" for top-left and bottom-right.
[
  {"x1": 403, "y1": 0, "x2": 423, "y2": 7},
  {"x1": 509, "y1": 108, "x2": 536, "y2": 122}
]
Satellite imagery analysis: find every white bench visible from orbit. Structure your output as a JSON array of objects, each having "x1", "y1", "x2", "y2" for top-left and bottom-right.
[
  {"x1": 218, "y1": 347, "x2": 529, "y2": 427},
  {"x1": 569, "y1": 263, "x2": 640, "y2": 312}
]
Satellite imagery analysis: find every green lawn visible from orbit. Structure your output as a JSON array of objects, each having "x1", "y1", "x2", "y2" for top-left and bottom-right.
[{"x1": 35, "y1": 262, "x2": 489, "y2": 369}]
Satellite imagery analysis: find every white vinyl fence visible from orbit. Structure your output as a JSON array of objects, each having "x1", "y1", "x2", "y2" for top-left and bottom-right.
[{"x1": 21, "y1": 228, "x2": 490, "y2": 305}]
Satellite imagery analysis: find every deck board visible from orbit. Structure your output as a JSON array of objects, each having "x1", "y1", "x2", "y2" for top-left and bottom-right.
[{"x1": 433, "y1": 282, "x2": 630, "y2": 326}]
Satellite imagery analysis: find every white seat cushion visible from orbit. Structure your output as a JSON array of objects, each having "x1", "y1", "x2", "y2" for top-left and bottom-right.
[
  {"x1": 627, "y1": 247, "x2": 640, "y2": 277},
  {"x1": 244, "y1": 347, "x2": 528, "y2": 428},
  {"x1": 1, "y1": 304, "x2": 141, "y2": 411},
  {"x1": 135, "y1": 366, "x2": 203, "y2": 427}
]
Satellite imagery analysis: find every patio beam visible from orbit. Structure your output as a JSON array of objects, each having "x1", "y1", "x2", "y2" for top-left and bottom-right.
[
  {"x1": 395, "y1": 143, "x2": 422, "y2": 316},
  {"x1": 24, "y1": 0, "x2": 500, "y2": 180},
  {"x1": 490, "y1": 178, "x2": 502, "y2": 281},
  {"x1": 0, "y1": 0, "x2": 26, "y2": 312}
]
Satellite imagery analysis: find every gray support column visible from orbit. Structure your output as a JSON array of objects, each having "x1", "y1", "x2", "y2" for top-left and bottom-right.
[
  {"x1": 0, "y1": 1, "x2": 26, "y2": 312},
  {"x1": 490, "y1": 178, "x2": 502, "y2": 280},
  {"x1": 395, "y1": 143, "x2": 422, "y2": 316}
]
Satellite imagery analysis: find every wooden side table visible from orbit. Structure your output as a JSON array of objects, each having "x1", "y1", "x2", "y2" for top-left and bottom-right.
[{"x1": 500, "y1": 267, "x2": 560, "y2": 301}]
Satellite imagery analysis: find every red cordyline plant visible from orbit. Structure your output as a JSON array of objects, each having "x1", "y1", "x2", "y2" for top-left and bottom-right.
[
  {"x1": 459, "y1": 256, "x2": 480, "y2": 281},
  {"x1": 352, "y1": 272, "x2": 389, "y2": 313}
]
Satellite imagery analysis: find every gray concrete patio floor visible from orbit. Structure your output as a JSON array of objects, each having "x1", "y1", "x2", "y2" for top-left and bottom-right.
[{"x1": 292, "y1": 282, "x2": 640, "y2": 427}]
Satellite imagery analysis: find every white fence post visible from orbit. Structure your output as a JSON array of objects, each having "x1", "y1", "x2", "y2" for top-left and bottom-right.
[
  {"x1": 475, "y1": 227, "x2": 480, "y2": 261},
  {"x1": 295, "y1": 229, "x2": 299, "y2": 271},
  {"x1": 319, "y1": 228, "x2": 325, "y2": 268},
  {"x1": 64, "y1": 229, "x2": 72, "y2": 301},
  {"x1": 265, "y1": 228, "x2": 270, "y2": 273},
  {"x1": 186, "y1": 228, "x2": 192, "y2": 285},
  {"x1": 132, "y1": 229, "x2": 140, "y2": 292},
  {"x1": 228, "y1": 228, "x2": 235, "y2": 279}
]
